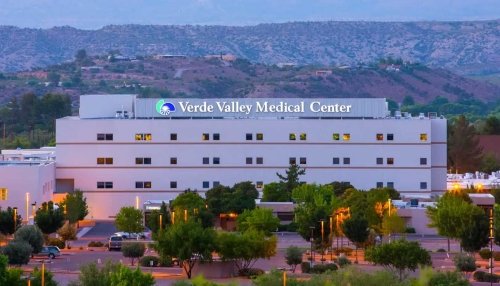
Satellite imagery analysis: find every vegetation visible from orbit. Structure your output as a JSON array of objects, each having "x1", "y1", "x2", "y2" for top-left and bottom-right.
[
  {"x1": 58, "y1": 190, "x2": 89, "y2": 223},
  {"x1": 448, "y1": 115, "x2": 483, "y2": 173},
  {"x1": 57, "y1": 222, "x2": 77, "y2": 248},
  {"x1": 34, "y1": 201, "x2": 65, "y2": 235},
  {"x1": 205, "y1": 181, "x2": 259, "y2": 216},
  {"x1": 453, "y1": 253, "x2": 476, "y2": 278},
  {"x1": 2, "y1": 241, "x2": 32, "y2": 265},
  {"x1": 68, "y1": 261, "x2": 154, "y2": 286},
  {"x1": 170, "y1": 190, "x2": 214, "y2": 228},
  {"x1": 342, "y1": 217, "x2": 370, "y2": 263},
  {"x1": 285, "y1": 246, "x2": 303, "y2": 273},
  {"x1": 121, "y1": 242, "x2": 146, "y2": 266},
  {"x1": 115, "y1": 206, "x2": 144, "y2": 233},
  {"x1": 365, "y1": 239, "x2": 431, "y2": 281},
  {"x1": 236, "y1": 208, "x2": 280, "y2": 236},
  {"x1": 13, "y1": 225, "x2": 44, "y2": 253},
  {"x1": 0, "y1": 207, "x2": 23, "y2": 235},
  {"x1": 31, "y1": 266, "x2": 58, "y2": 286},
  {"x1": 145, "y1": 202, "x2": 169, "y2": 235}
]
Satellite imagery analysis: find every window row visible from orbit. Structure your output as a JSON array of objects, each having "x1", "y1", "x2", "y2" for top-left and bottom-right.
[
  {"x1": 376, "y1": 157, "x2": 394, "y2": 165},
  {"x1": 0, "y1": 188, "x2": 7, "y2": 200},
  {"x1": 246, "y1": 157, "x2": 264, "y2": 165},
  {"x1": 376, "y1": 182, "x2": 394, "y2": 188},
  {"x1": 333, "y1": 157, "x2": 351, "y2": 165},
  {"x1": 97, "y1": 157, "x2": 113, "y2": 165},
  {"x1": 97, "y1": 132, "x2": 429, "y2": 142},
  {"x1": 289, "y1": 157, "x2": 307, "y2": 165},
  {"x1": 202, "y1": 157, "x2": 220, "y2": 165}
]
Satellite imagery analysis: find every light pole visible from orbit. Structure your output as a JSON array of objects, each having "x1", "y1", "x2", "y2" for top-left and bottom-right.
[
  {"x1": 335, "y1": 214, "x2": 339, "y2": 250},
  {"x1": 159, "y1": 214, "x2": 163, "y2": 231},
  {"x1": 329, "y1": 215, "x2": 333, "y2": 261},
  {"x1": 388, "y1": 198, "x2": 392, "y2": 243},
  {"x1": 13, "y1": 207, "x2": 18, "y2": 232},
  {"x1": 171, "y1": 211, "x2": 175, "y2": 224},
  {"x1": 309, "y1": 226, "x2": 315, "y2": 266},
  {"x1": 489, "y1": 207, "x2": 494, "y2": 286},
  {"x1": 25, "y1": 192, "x2": 30, "y2": 223},
  {"x1": 320, "y1": 219, "x2": 325, "y2": 263}
]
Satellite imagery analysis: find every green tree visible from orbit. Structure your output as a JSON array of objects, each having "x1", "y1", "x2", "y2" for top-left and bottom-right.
[
  {"x1": 145, "y1": 202, "x2": 170, "y2": 235},
  {"x1": 34, "y1": 201, "x2": 65, "y2": 235},
  {"x1": 57, "y1": 222, "x2": 77, "y2": 248},
  {"x1": 365, "y1": 240, "x2": 432, "y2": 281},
  {"x1": 2, "y1": 241, "x2": 32, "y2": 266},
  {"x1": 460, "y1": 209, "x2": 489, "y2": 253},
  {"x1": 121, "y1": 242, "x2": 146, "y2": 266},
  {"x1": 402, "y1": 95, "x2": 415, "y2": 106},
  {"x1": 480, "y1": 153, "x2": 500, "y2": 173},
  {"x1": 381, "y1": 213, "x2": 406, "y2": 239},
  {"x1": 217, "y1": 230, "x2": 277, "y2": 272},
  {"x1": 343, "y1": 217, "x2": 370, "y2": 263},
  {"x1": 236, "y1": 208, "x2": 280, "y2": 236},
  {"x1": 205, "y1": 182, "x2": 258, "y2": 216},
  {"x1": 0, "y1": 207, "x2": 23, "y2": 235},
  {"x1": 0, "y1": 255, "x2": 24, "y2": 286},
  {"x1": 330, "y1": 181, "x2": 354, "y2": 197},
  {"x1": 261, "y1": 182, "x2": 289, "y2": 202},
  {"x1": 453, "y1": 253, "x2": 476, "y2": 278},
  {"x1": 448, "y1": 115, "x2": 483, "y2": 173},
  {"x1": 276, "y1": 164, "x2": 306, "y2": 198},
  {"x1": 115, "y1": 207, "x2": 144, "y2": 233},
  {"x1": 14, "y1": 225, "x2": 44, "y2": 253},
  {"x1": 68, "y1": 261, "x2": 120, "y2": 286},
  {"x1": 154, "y1": 220, "x2": 216, "y2": 279},
  {"x1": 59, "y1": 190, "x2": 88, "y2": 223},
  {"x1": 31, "y1": 266, "x2": 58, "y2": 286},
  {"x1": 285, "y1": 246, "x2": 303, "y2": 273},
  {"x1": 482, "y1": 116, "x2": 500, "y2": 135},
  {"x1": 109, "y1": 265, "x2": 154, "y2": 286}
]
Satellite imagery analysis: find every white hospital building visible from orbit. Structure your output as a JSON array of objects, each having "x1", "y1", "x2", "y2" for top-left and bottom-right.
[{"x1": 51, "y1": 94, "x2": 447, "y2": 219}]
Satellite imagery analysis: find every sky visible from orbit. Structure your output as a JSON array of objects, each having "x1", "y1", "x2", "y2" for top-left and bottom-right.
[{"x1": 0, "y1": 0, "x2": 498, "y2": 29}]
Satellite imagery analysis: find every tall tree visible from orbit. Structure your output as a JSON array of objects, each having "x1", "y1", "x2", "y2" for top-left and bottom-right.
[
  {"x1": 0, "y1": 207, "x2": 23, "y2": 235},
  {"x1": 59, "y1": 190, "x2": 88, "y2": 223},
  {"x1": 342, "y1": 217, "x2": 370, "y2": 263},
  {"x1": 236, "y1": 208, "x2": 280, "y2": 236},
  {"x1": 14, "y1": 225, "x2": 44, "y2": 253},
  {"x1": 448, "y1": 115, "x2": 483, "y2": 173},
  {"x1": 261, "y1": 182, "x2": 289, "y2": 202},
  {"x1": 34, "y1": 201, "x2": 65, "y2": 235},
  {"x1": 276, "y1": 164, "x2": 306, "y2": 196},
  {"x1": 115, "y1": 207, "x2": 144, "y2": 233},
  {"x1": 482, "y1": 116, "x2": 500, "y2": 135},
  {"x1": 460, "y1": 209, "x2": 489, "y2": 253}
]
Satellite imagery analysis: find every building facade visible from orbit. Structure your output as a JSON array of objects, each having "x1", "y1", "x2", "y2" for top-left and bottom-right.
[{"x1": 56, "y1": 95, "x2": 447, "y2": 219}]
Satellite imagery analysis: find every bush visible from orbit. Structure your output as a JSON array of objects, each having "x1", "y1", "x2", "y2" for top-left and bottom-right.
[
  {"x1": 310, "y1": 263, "x2": 338, "y2": 274},
  {"x1": 2, "y1": 240, "x2": 33, "y2": 265},
  {"x1": 436, "y1": 248, "x2": 446, "y2": 252},
  {"x1": 14, "y1": 225, "x2": 44, "y2": 253},
  {"x1": 47, "y1": 237, "x2": 65, "y2": 249},
  {"x1": 453, "y1": 253, "x2": 476, "y2": 273},
  {"x1": 158, "y1": 255, "x2": 174, "y2": 267},
  {"x1": 285, "y1": 246, "x2": 303, "y2": 273},
  {"x1": 31, "y1": 266, "x2": 58, "y2": 286},
  {"x1": 140, "y1": 256, "x2": 160, "y2": 267},
  {"x1": 336, "y1": 256, "x2": 352, "y2": 268},
  {"x1": 428, "y1": 271, "x2": 469, "y2": 286},
  {"x1": 238, "y1": 268, "x2": 264, "y2": 277},
  {"x1": 494, "y1": 251, "x2": 500, "y2": 261},
  {"x1": 473, "y1": 270, "x2": 500, "y2": 283},
  {"x1": 479, "y1": 248, "x2": 492, "y2": 259},
  {"x1": 404, "y1": 227, "x2": 416, "y2": 233},
  {"x1": 301, "y1": 262, "x2": 311, "y2": 273},
  {"x1": 121, "y1": 242, "x2": 145, "y2": 266},
  {"x1": 88, "y1": 241, "x2": 105, "y2": 247},
  {"x1": 334, "y1": 247, "x2": 353, "y2": 256}
]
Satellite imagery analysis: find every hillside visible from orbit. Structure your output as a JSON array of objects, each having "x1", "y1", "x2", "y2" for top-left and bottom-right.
[
  {"x1": 0, "y1": 20, "x2": 499, "y2": 75},
  {"x1": 0, "y1": 56, "x2": 498, "y2": 106}
]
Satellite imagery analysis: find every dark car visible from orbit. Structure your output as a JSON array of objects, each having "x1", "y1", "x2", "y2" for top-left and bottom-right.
[
  {"x1": 108, "y1": 235, "x2": 123, "y2": 250},
  {"x1": 34, "y1": 246, "x2": 61, "y2": 259}
]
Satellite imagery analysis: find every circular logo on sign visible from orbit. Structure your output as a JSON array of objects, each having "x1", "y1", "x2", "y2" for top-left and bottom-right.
[{"x1": 156, "y1": 100, "x2": 176, "y2": 115}]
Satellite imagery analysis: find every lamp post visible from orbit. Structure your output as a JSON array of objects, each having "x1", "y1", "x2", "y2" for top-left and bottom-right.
[
  {"x1": 329, "y1": 215, "x2": 333, "y2": 261},
  {"x1": 388, "y1": 198, "x2": 392, "y2": 243},
  {"x1": 159, "y1": 214, "x2": 163, "y2": 231},
  {"x1": 335, "y1": 214, "x2": 339, "y2": 250},
  {"x1": 13, "y1": 207, "x2": 18, "y2": 232},
  {"x1": 489, "y1": 207, "x2": 494, "y2": 286},
  {"x1": 309, "y1": 226, "x2": 315, "y2": 266},
  {"x1": 320, "y1": 219, "x2": 325, "y2": 263},
  {"x1": 25, "y1": 192, "x2": 30, "y2": 223},
  {"x1": 184, "y1": 209, "x2": 188, "y2": 222},
  {"x1": 171, "y1": 211, "x2": 175, "y2": 224}
]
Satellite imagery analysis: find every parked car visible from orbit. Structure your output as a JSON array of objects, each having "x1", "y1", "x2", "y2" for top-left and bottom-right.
[
  {"x1": 114, "y1": 231, "x2": 148, "y2": 240},
  {"x1": 33, "y1": 246, "x2": 61, "y2": 259},
  {"x1": 108, "y1": 235, "x2": 123, "y2": 250}
]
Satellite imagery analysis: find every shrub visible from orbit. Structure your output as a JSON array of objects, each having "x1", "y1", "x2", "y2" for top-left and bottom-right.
[
  {"x1": 310, "y1": 263, "x2": 338, "y2": 274},
  {"x1": 158, "y1": 255, "x2": 174, "y2": 267},
  {"x1": 140, "y1": 256, "x2": 160, "y2": 267},
  {"x1": 121, "y1": 242, "x2": 145, "y2": 266},
  {"x1": 453, "y1": 253, "x2": 476, "y2": 273},
  {"x1": 2, "y1": 240, "x2": 33, "y2": 265},
  {"x1": 47, "y1": 237, "x2": 65, "y2": 249},
  {"x1": 32, "y1": 266, "x2": 58, "y2": 286},
  {"x1": 238, "y1": 268, "x2": 264, "y2": 277},
  {"x1": 336, "y1": 256, "x2": 352, "y2": 268},
  {"x1": 301, "y1": 262, "x2": 311, "y2": 273},
  {"x1": 479, "y1": 248, "x2": 492, "y2": 259},
  {"x1": 285, "y1": 246, "x2": 303, "y2": 273},
  {"x1": 404, "y1": 227, "x2": 416, "y2": 233},
  {"x1": 14, "y1": 225, "x2": 44, "y2": 253},
  {"x1": 428, "y1": 271, "x2": 469, "y2": 286},
  {"x1": 88, "y1": 241, "x2": 105, "y2": 247},
  {"x1": 473, "y1": 270, "x2": 500, "y2": 283},
  {"x1": 493, "y1": 251, "x2": 500, "y2": 261},
  {"x1": 436, "y1": 248, "x2": 447, "y2": 253}
]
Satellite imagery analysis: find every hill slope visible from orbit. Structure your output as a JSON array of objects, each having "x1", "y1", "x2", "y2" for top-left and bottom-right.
[{"x1": 0, "y1": 20, "x2": 499, "y2": 74}]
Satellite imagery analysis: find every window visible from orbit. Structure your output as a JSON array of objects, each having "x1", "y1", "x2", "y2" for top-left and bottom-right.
[
  {"x1": 256, "y1": 181, "x2": 263, "y2": 189},
  {"x1": 420, "y1": 158, "x2": 427, "y2": 165},
  {"x1": 246, "y1": 157, "x2": 253, "y2": 165},
  {"x1": 256, "y1": 157, "x2": 263, "y2": 165},
  {"x1": 333, "y1": 157, "x2": 340, "y2": 165},
  {"x1": 376, "y1": 182, "x2": 383, "y2": 188},
  {"x1": 136, "y1": 157, "x2": 151, "y2": 165},
  {"x1": 213, "y1": 157, "x2": 220, "y2": 165},
  {"x1": 387, "y1": 182, "x2": 394, "y2": 189},
  {"x1": 289, "y1": 133, "x2": 296, "y2": 141},
  {"x1": 97, "y1": 182, "x2": 113, "y2": 189},
  {"x1": 387, "y1": 158, "x2": 394, "y2": 165},
  {"x1": 300, "y1": 157, "x2": 307, "y2": 164},
  {"x1": 420, "y1": 133, "x2": 428, "y2": 141},
  {"x1": 136, "y1": 181, "x2": 151, "y2": 189},
  {"x1": 213, "y1": 133, "x2": 220, "y2": 141},
  {"x1": 300, "y1": 133, "x2": 307, "y2": 141},
  {"x1": 376, "y1": 133, "x2": 384, "y2": 141},
  {"x1": 343, "y1": 133, "x2": 351, "y2": 141},
  {"x1": 202, "y1": 157, "x2": 209, "y2": 165},
  {"x1": 420, "y1": 182, "x2": 428, "y2": 189},
  {"x1": 97, "y1": 158, "x2": 113, "y2": 165},
  {"x1": 144, "y1": 158, "x2": 151, "y2": 165},
  {"x1": 246, "y1": 133, "x2": 253, "y2": 140},
  {"x1": 170, "y1": 181, "x2": 177, "y2": 189},
  {"x1": 256, "y1": 133, "x2": 263, "y2": 140},
  {"x1": 135, "y1": 133, "x2": 152, "y2": 141},
  {"x1": 97, "y1": 133, "x2": 113, "y2": 141},
  {"x1": 332, "y1": 133, "x2": 340, "y2": 141},
  {"x1": 343, "y1": 157, "x2": 350, "y2": 164},
  {"x1": 289, "y1": 157, "x2": 297, "y2": 165},
  {"x1": 202, "y1": 133, "x2": 210, "y2": 141},
  {"x1": 387, "y1": 134, "x2": 394, "y2": 141},
  {"x1": 213, "y1": 181, "x2": 220, "y2": 187},
  {"x1": 170, "y1": 133, "x2": 177, "y2": 140},
  {"x1": 376, "y1": 158, "x2": 383, "y2": 165},
  {"x1": 203, "y1": 181, "x2": 210, "y2": 189},
  {"x1": 0, "y1": 188, "x2": 7, "y2": 200},
  {"x1": 170, "y1": 157, "x2": 177, "y2": 165}
]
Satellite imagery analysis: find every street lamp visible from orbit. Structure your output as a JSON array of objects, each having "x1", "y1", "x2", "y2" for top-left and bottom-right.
[
  {"x1": 13, "y1": 207, "x2": 18, "y2": 232},
  {"x1": 489, "y1": 207, "x2": 494, "y2": 286},
  {"x1": 388, "y1": 198, "x2": 392, "y2": 243},
  {"x1": 309, "y1": 226, "x2": 315, "y2": 267},
  {"x1": 329, "y1": 215, "x2": 333, "y2": 261},
  {"x1": 320, "y1": 219, "x2": 325, "y2": 263},
  {"x1": 335, "y1": 213, "x2": 339, "y2": 250},
  {"x1": 171, "y1": 211, "x2": 175, "y2": 224},
  {"x1": 25, "y1": 192, "x2": 30, "y2": 223},
  {"x1": 159, "y1": 214, "x2": 163, "y2": 231}
]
